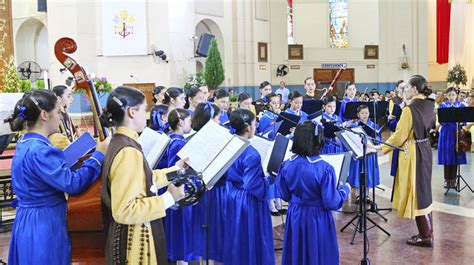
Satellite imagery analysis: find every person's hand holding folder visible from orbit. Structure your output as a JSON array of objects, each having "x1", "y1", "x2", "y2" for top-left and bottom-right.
[
  {"x1": 175, "y1": 157, "x2": 190, "y2": 170},
  {"x1": 95, "y1": 136, "x2": 111, "y2": 155}
]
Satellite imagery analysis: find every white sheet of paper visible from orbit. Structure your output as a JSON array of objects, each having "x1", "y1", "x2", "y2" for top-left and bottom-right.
[
  {"x1": 321, "y1": 153, "x2": 345, "y2": 185},
  {"x1": 283, "y1": 138, "x2": 294, "y2": 161},
  {"x1": 138, "y1": 127, "x2": 170, "y2": 168},
  {"x1": 251, "y1": 136, "x2": 274, "y2": 176},
  {"x1": 177, "y1": 121, "x2": 249, "y2": 187},
  {"x1": 339, "y1": 127, "x2": 376, "y2": 159},
  {"x1": 201, "y1": 136, "x2": 248, "y2": 184}
]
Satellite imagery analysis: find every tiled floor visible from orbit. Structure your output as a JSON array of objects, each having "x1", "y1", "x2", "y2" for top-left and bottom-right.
[{"x1": 1, "y1": 151, "x2": 473, "y2": 264}]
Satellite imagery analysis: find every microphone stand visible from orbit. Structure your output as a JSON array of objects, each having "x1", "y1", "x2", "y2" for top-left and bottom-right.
[
  {"x1": 368, "y1": 100, "x2": 392, "y2": 221},
  {"x1": 336, "y1": 125, "x2": 400, "y2": 265}
]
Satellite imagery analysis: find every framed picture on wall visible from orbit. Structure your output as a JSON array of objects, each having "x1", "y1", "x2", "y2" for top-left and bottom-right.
[
  {"x1": 288, "y1": 44, "x2": 304, "y2": 60},
  {"x1": 364, "y1": 45, "x2": 379, "y2": 60},
  {"x1": 258, "y1": 42, "x2": 268, "y2": 62}
]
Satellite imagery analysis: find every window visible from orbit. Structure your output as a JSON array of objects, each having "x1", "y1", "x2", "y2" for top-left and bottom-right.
[
  {"x1": 287, "y1": 0, "x2": 294, "y2": 44},
  {"x1": 329, "y1": 0, "x2": 348, "y2": 48}
]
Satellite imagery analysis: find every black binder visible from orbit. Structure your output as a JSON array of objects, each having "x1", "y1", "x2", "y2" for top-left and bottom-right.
[
  {"x1": 343, "y1": 101, "x2": 389, "y2": 120},
  {"x1": 276, "y1": 112, "x2": 300, "y2": 136}
]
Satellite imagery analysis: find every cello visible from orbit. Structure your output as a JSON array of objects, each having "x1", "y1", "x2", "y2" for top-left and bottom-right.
[{"x1": 54, "y1": 37, "x2": 108, "y2": 263}]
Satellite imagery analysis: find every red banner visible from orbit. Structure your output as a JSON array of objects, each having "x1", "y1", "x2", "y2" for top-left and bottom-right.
[{"x1": 436, "y1": 0, "x2": 451, "y2": 64}]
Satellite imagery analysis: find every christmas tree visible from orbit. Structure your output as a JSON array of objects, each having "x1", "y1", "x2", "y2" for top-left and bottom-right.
[
  {"x1": 2, "y1": 56, "x2": 22, "y2": 93},
  {"x1": 204, "y1": 38, "x2": 225, "y2": 90}
]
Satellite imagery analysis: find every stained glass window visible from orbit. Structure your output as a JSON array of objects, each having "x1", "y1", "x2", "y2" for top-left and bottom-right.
[
  {"x1": 329, "y1": 0, "x2": 348, "y2": 48},
  {"x1": 287, "y1": 0, "x2": 294, "y2": 44}
]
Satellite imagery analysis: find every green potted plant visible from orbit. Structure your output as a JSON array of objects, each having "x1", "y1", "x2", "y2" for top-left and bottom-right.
[
  {"x1": 447, "y1": 64, "x2": 467, "y2": 89},
  {"x1": 204, "y1": 38, "x2": 225, "y2": 91}
]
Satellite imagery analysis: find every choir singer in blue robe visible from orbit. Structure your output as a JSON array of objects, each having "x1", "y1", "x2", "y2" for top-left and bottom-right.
[
  {"x1": 7, "y1": 90, "x2": 109, "y2": 265},
  {"x1": 277, "y1": 121, "x2": 351, "y2": 265}
]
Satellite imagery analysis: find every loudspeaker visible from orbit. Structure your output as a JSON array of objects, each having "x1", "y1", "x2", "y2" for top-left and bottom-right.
[
  {"x1": 195, "y1": 33, "x2": 215, "y2": 57},
  {"x1": 38, "y1": 0, "x2": 47, "y2": 12}
]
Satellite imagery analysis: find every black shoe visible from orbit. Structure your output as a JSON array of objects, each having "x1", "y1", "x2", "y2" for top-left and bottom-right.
[
  {"x1": 270, "y1": 210, "x2": 281, "y2": 216},
  {"x1": 355, "y1": 196, "x2": 372, "y2": 205},
  {"x1": 278, "y1": 208, "x2": 287, "y2": 215}
]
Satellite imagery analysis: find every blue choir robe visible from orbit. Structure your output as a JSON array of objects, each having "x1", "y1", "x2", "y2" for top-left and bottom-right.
[
  {"x1": 339, "y1": 97, "x2": 359, "y2": 121},
  {"x1": 191, "y1": 177, "x2": 228, "y2": 262},
  {"x1": 224, "y1": 146, "x2": 275, "y2": 265},
  {"x1": 438, "y1": 101, "x2": 467, "y2": 165},
  {"x1": 8, "y1": 133, "x2": 104, "y2": 265},
  {"x1": 257, "y1": 111, "x2": 278, "y2": 134},
  {"x1": 219, "y1": 110, "x2": 230, "y2": 126},
  {"x1": 277, "y1": 155, "x2": 350, "y2": 265},
  {"x1": 163, "y1": 134, "x2": 198, "y2": 262},
  {"x1": 284, "y1": 108, "x2": 308, "y2": 123},
  {"x1": 347, "y1": 120, "x2": 381, "y2": 188},
  {"x1": 318, "y1": 113, "x2": 344, "y2": 154},
  {"x1": 186, "y1": 109, "x2": 194, "y2": 116}
]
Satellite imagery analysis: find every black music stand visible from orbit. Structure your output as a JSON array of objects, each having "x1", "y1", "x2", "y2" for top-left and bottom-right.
[
  {"x1": 336, "y1": 126, "x2": 387, "y2": 265},
  {"x1": 343, "y1": 103, "x2": 391, "y2": 220},
  {"x1": 438, "y1": 107, "x2": 474, "y2": 195}
]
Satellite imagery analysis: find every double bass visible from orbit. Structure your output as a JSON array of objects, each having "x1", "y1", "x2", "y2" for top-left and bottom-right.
[{"x1": 55, "y1": 37, "x2": 108, "y2": 263}]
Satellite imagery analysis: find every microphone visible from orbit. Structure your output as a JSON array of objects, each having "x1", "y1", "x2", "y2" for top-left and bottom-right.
[{"x1": 321, "y1": 118, "x2": 337, "y2": 124}]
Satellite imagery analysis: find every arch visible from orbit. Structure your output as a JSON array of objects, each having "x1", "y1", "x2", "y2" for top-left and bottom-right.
[
  {"x1": 194, "y1": 18, "x2": 224, "y2": 72},
  {"x1": 15, "y1": 18, "x2": 49, "y2": 71}
]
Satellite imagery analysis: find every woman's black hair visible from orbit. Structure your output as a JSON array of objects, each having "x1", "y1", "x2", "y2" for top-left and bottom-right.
[
  {"x1": 322, "y1": 95, "x2": 336, "y2": 106},
  {"x1": 152, "y1": 86, "x2": 166, "y2": 103},
  {"x1": 163, "y1": 87, "x2": 184, "y2": 105},
  {"x1": 184, "y1": 87, "x2": 202, "y2": 109},
  {"x1": 292, "y1": 121, "x2": 324, "y2": 157},
  {"x1": 149, "y1": 104, "x2": 169, "y2": 130},
  {"x1": 214, "y1": 88, "x2": 229, "y2": 100},
  {"x1": 238, "y1": 92, "x2": 251, "y2": 103},
  {"x1": 357, "y1": 104, "x2": 369, "y2": 113},
  {"x1": 446, "y1": 86, "x2": 458, "y2": 95},
  {"x1": 229, "y1": 109, "x2": 255, "y2": 136},
  {"x1": 265, "y1": 92, "x2": 280, "y2": 103},
  {"x1": 7, "y1": 89, "x2": 58, "y2": 131},
  {"x1": 191, "y1": 102, "x2": 220, "y2": 131},
  {"x1": 259, "y1": 81, "x2": 271, "y2": 90},
  {"x1": 168, "y1": 108, "x2": 190, "y2": 131},
  {"x1": 52, "y1": 85, "x2": 69, "y2": 97},
  {"x1": 408, "y1": 75, "x2": 432, "y2": 97},
  {"x1": 100, "y1": 86, "x2": 145, "y2": 127},
  {"x1": 288, "y1": 91, "x2": 303, "y2": 101}
]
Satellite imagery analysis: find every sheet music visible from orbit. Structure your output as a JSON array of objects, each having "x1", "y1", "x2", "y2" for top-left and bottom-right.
[
  {"x1": 284, "y1": 138, "x2": 294, "y2": 161},
  {"x1": 178, "y1": 121, "x2": 232, "y2": 172},
  {"x1": 177, "y1": 121, "x2": 249, "y2": 188},
  {"x1": 250, "y1": 136, "x2": 273, "y2": 161},
  {"x1": 138, "y1": 127, "x2": 170, "y2": 168},
  {"x1": 337, "y1": 127, "x2": 377, "y2": 159},
  {"x1": 251, "y1": 135, "x2": 275, "y2": 176},
  {"x1": 202, "y1": 136, "x2": 248, "y2": 186},
  {"x1": 321, "y1": 153, "x2": 346, "y2": 185}
]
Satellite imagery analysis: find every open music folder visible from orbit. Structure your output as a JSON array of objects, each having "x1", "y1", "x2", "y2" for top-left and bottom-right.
[
  {"x1": 138, "y1": 127, "x2": 171, "y2": 169},
  {"x1": 335, "y1": 126, "x2": 377, "y2": 160},
  {"x1": 177, "y1": 120, "x2": 250, "y2": 189},
  {"x1": 63, "y1": 132, "x2": 96, "y2": 168}
]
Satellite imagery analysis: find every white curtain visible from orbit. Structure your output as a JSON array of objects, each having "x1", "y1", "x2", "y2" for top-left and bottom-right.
[{"x1": 448, "y1": 0, "x2": 474, "y2": 90}]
